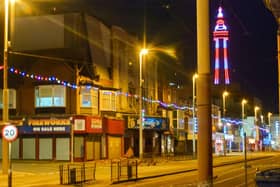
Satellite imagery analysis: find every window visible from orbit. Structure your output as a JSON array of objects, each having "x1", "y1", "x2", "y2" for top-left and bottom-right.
[
  {"x1": 100, "y1": 90, "x2": 116, "y2": 111},
  {"x1": 0, "y1": 89, "x2": 16, "y2": 109},
  {"x1": 80, "y1": 86, "x2": 98, "y2": 108},
  {"x1": 35, "y1": 85, "x2": 65, "y2": 107}
]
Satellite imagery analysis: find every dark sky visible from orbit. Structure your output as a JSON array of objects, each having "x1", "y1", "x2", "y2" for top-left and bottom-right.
[{"x1": 81, "y1": 0, "x2": 278, "y2": 113}]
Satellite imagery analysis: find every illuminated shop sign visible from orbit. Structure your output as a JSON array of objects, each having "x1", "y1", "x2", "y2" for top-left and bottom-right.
[
  {"x1": 129, "y1": 117, "x2": 169, "y2": 130},
  {"x1": 28, "y1": 119, "x2": 70, "y2": 126},
  {"x1": 19, "y1": 125, "x2": 70, "y2": 134},
  {"x1": 91, "y1": 118, "x2": 102, "y2": 129},
  {"x1": 144, "y1": 117, "x2": 168, "y2": 129}
]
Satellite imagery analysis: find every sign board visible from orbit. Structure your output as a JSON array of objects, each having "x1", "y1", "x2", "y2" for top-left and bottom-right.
[{"x1": 2, "y1": 125, "x2": 18, "y2": 142}]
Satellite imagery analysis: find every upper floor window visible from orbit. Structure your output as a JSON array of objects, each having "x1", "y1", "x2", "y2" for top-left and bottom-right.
[
  {"x1": 35, "y1": 85, "x2": 66, "y2": 107},
  {"x1": 100, "y1": 90, "x2": 116, "y2": 111},
  {"x1": 0, "y1": 89, "x2": 16, "y2": 109},
  {"x1": 80, "y1": 86, "x2": 98, "y2": 109}
]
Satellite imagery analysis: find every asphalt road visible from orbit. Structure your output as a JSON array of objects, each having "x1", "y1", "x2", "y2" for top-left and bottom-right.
[
  {"x1": 0, "y1": 152, "x2": 279, "y2": 187},
  {"x1": 112, "y1": 154, "x2": 280, "y2": 187}
]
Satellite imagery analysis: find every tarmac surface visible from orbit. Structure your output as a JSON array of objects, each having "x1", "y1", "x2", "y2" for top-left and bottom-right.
[{"x1": 0, "y1": 152, "x2": 276, "y2": 187}]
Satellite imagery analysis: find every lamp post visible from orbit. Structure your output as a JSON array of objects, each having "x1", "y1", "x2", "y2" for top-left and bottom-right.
[
  {"x1": 139, "y1": 48, "x2": 148, "y2": 159},
  {"x1": 222, "y1": 91, "x2": 229, "y2": 117},
  {"x1": 2, "y1": 0, "x2": 15, "y2": 175},
  {"x1": 192, "y1": 73, "x2": 198, "y2": 158},
  {"x1": 241, "y1": 99, "x2": 247, "y2": 152},
  {"x1": 241, "y1": 99, "x2": 247, "y2": 120},
  {"x1": 254, "y1": 106, "x2": 260, "y2": 121},
  {"x1": 254, "y1": 106, "x2": 260, "y2": 151},
  {"x1": 268, "y1": 112, "x2": 272, "y2": 127},
  {"x1": 222, "y1": 91, "x2": 229, "y2": 155},
  {"x1": 268, "y1": 112, "x2": 272, "y2": 151}
]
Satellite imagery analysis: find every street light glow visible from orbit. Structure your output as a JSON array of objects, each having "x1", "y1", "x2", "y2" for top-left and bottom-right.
[
  {"x1": 193, "y1": 73, "x2": 199, "y2": 80},
  {"x1": 254, "y1": 106, "x2": 260, "y2": 113},
  {"x1": 223, "y1": 91, "x2": 229, "y2": 97},
  {"x1": 241, "y1": 99, "x2": 247, "y2": 105},
  {"x1": 140, "y1": 48, "x2": 148, "y2": 56}
]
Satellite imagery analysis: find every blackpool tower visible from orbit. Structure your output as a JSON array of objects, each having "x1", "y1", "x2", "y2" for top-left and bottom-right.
[{"x1": 213, "y1": 6, "x2": 230, "y2": 85}]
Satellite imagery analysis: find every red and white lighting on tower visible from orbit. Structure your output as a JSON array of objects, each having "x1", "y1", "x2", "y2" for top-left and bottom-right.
[{"x1": 213, "y1": 6, "x2": 230, "y2": 85}]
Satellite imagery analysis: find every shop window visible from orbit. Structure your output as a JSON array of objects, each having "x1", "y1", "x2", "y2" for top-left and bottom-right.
[
  {"x1": 100, "y1": 90, "x2": 116, "y2": 111},
  {"x1": 80, "y1": 86, "x2": 98, "y2": 108},
  {"x1": 0, "y1": 89, "x2": 16, "y2": 109},
  {"x1": 35, "y1": 85, "x2": 65, "y2": 107}
]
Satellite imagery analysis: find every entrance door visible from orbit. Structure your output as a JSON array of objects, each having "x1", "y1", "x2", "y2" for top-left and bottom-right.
[
  {"x1": 108, "y1": 136, "x2": 121, "y2": 159},
  {"x1": 86, "y1": 140, "x2": 94, "y2": 161},
  {"x1": 94, "y1": 140, "x2": 100, "y2": 160}
]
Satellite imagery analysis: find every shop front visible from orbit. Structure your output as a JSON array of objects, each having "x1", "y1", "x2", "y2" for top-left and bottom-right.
[
  {"x1": 103, "y1": 117, "x2": 125, "y2": 159},
  {"x1": 18, "y1": 118, "x2": 71, "y2": 160},
  {"x1": 73, "y1": 115, "x2": 103, "y2": 161},
  {"x1": 125, "y1": 116, "x2": 170, "y2": 157}
]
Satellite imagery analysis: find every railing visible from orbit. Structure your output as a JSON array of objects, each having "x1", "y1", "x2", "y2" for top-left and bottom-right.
[
  {"x1": 59, "y1": 162, "x2": 96, "y2": 185},
  {"x1": 111, "y1": 158, "x2": 138, "y2": 183}
]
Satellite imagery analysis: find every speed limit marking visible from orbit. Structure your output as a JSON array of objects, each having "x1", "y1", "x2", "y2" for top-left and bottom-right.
[{"x1": 2, "y1": 125, "x2": 18, "y2": 142}]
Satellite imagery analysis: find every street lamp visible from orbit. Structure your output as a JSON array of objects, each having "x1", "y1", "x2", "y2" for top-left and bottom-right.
[
  {"x1": 241, "y1": 99, "x2": 247, "y2": 152},
  {"x1": 192, "y1": 73, "x2": 198, "y2": 158},
  {"x1": 222, "y1": 91, "x2": 229, "y2": 155},
  {"x1": 268, "y1": 112, "x2": 272, "y2": 127},
  {"x1": 268, "y1": 112, "x2": 272, "y2": 151},
  {"x1": 241, "y1": 99, "x2": 247, "y2": 120},
  {"x1": 2, "y1": 0, "x2": 16, "y2": 175},
  {"x1": 254, "y1": 106, "x2": 260, "y2": 151},
  {"x1": 139, "y1": 48, "x2": 148, "y2": 159},
  {"x1": 254, "y1": 106, "x2": 260, "y2": 121},
  {"x1": 222, "y1": 91, "x2": 229, "y2": 117}
]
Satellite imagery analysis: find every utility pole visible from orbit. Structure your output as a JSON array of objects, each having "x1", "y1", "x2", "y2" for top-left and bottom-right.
[{"x1": 196, "y1": 0, "x2": 213, "y2": 185}]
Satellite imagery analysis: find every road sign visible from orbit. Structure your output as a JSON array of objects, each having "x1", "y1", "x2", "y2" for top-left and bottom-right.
[{"x1": 2, "y1": 125, "x2": 18, "y2": 142}]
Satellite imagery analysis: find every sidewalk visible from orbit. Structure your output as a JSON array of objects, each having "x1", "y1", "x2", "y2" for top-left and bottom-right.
[{"x1": 0, "y1": 152, "x2": 275, "y2": 187}]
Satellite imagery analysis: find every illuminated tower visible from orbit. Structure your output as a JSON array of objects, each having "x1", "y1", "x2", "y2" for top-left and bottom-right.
[{"x1": 213, "y1": 6, "x2": 230, "y2": 85}]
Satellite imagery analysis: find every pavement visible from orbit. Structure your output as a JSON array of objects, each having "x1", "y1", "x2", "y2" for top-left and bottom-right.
[{"x1": 0, "y1": 152, "x2": 277, "y2": 187}]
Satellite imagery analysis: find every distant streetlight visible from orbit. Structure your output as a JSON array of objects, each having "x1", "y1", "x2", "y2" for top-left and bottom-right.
[
  {"x1": 268, "y1": 112, "x2": 272, "y2": 126},
  {"x1": 139, "y1": 48, "x2": 148, "y2": 159},
  {"x1": 192, "y1": 73, "x2": 198, "y2": 158},
  {"x1": 241, "y1": 99, "x2": 247, "y2": 120},
  {"x1": 241, "y1": 99, "x2": 247, "y2": 152},
  {"x1": 222, "y1": 91, "x2": 229, "y2": 156},
  {"x1": 254, "y1": 106, "x2": 260, "y2": 121},
  {"x1": 254, "y1": 106, "x2": 260, "y2": 151},
  {"x1": 222, "y1": 91, "x2": 229, "y2": 117},
  {"x1": 268, "y1": 112, "x2": 272, "y2": 151}
]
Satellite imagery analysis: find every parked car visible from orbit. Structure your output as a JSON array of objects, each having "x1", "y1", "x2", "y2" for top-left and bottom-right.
[{"x1": 255, "y1": 168, "x2": 280, "y2": 187}]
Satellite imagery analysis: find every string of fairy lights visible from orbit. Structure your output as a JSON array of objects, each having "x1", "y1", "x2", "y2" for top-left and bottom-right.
[{"x1": 7, "y1": 66, "x2": 268, "y2": 132}]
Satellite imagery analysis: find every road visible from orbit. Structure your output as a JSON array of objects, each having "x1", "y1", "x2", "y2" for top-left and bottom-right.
[
  {"x1": 112, "y1": 154, "x2": 280, "y2": 187},
  {"x1": 0, "y1": 152, "x2": 279, "y2": 187}
]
